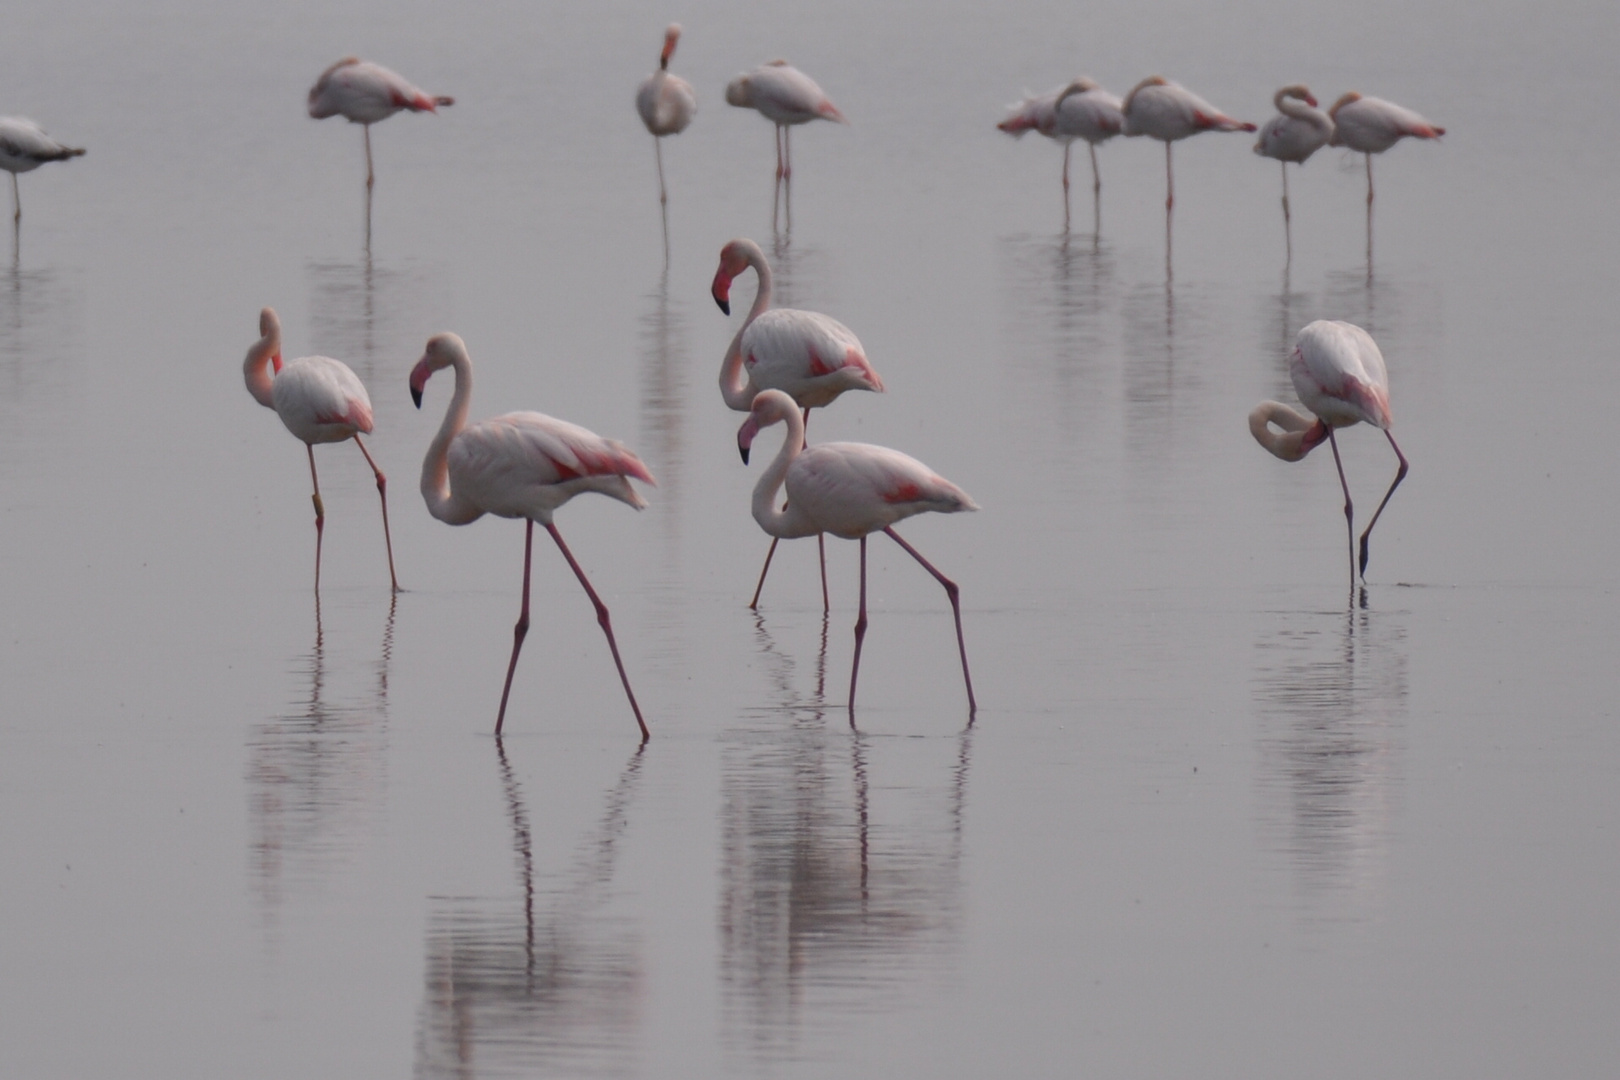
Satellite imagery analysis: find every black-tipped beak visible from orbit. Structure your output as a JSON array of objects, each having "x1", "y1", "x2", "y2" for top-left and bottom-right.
[
  {"x1": 738, "y1": 443, "x2": 750, "y2": 465},
  {"x1": 714, "y1": 295, "x2": 731, "y2": 316},
  {"x1": 411, "y1": 387, "x2": 423, "y2": 408}
]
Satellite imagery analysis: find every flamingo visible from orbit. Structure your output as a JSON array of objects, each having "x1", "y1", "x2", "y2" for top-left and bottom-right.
[
  {"x1": 635, "y1": 24, "x2": 697, "y2": 205},
  {"x1": 243, "y1": 307, "x2": 400, "y2": 593},
  {"x1": 1253, "y1": 85, "x2": 1334, "y2": 242},
  {"x1": 725, "y1": 60, "x2": 847, "y2": 179},
  {"x1": 737, "y1": 389, "x2": 977, "y2": 715},
  {"x1": 1328, "y1": 92, "x2": 1445, "y2": 205},
  {"x1": 997, "y1": 78, "x2": 1123, "y2": 220},
  {"x1": 711, "y1": 237, "x2": 885, "y2": 609},
  {"x1": 308, "y1": 58, "x2": 454, "y2": 188},
  {"x1": 0, "y1": 117, "x2": 85, "y2": 223},
  {"x1": 1248, "y1": 320, "x2": 1409, "y2": 582},
  {"x1": 409, "y1": 332, "x2": 654, "y2": 740},
  {"x1": 1121, "y1": 76, "x2": 1255, "y2": 210}
]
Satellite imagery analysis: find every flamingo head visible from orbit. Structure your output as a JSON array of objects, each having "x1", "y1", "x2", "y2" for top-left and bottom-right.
[
  {"x1": 712, "y1": 240, "x2": 754, "y2": 315},
  {"x1": 996, "y1": 98, "x2": 1042, "y2": 136},
  {"x1": 410, "y1": 332, "x2": 466, "y2": 408},
  {"x1": 1281, "y1": 84, "x2": 1317, "y2": 108},
  {"x1": 661, "y1": 24, "x2": 681, "y2": 70},
  {"x1": 1328, "y1": 91, "x2": 1361, "y2": 120},
  {"x1": 736, "y1": 388, "x2": 796, "y2": 464},
  {"x1": 724, "y1": 74, "x2": 752, "y2": 108}
]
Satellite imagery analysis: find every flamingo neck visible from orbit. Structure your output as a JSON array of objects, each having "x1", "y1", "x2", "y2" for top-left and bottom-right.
[
  {"x1": 719, "y1": 247, "x2": 776, "y2": 411},
  {"x1": 1276, "y1": 92, "x2": 1330, "y2": 131},
  {"x1": 420, "y1": 351, "x2": 478, "y2": 524},
  {"x1": 243, "y1": 329, "x2": 278, "y2": 410},
  {"x1": 751, "y1": 405, "x2": 813, "y2": 538},
  {"x1": 1249, "y1": 401, "x2": 1328, "y2": 462}
]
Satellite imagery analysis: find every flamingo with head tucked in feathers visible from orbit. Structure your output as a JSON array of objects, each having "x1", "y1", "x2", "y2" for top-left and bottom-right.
[
  {"x1": 998, "y1": 78, "x2": 1123, "y2": 221},
  {"x1": 1327, "y1": 92, "x2": 1444, "y2": 205},
  {"x1": 737, "y1": 389, "x2": 978, "y2": 716},
  {"x1": 1253, "y1": 84, "x2": 1334, "y2": 244},
  {"x1": 308, "y1": 58, "x2": 454, "y2": 188},
  {"x1": 409, "y1": 332, "x2": 654, "y2": 740},
  {"x1": 711, "y1": 237, "x2": 885, "y2": 610},
  {"x1": 635, "y1": 24, "x2": 697, "y2": 205},
  {"x1": 243, "y1": 307, "x2": 400, "y2": 594},
  {"x1": 0, "y1": 116, "x2": 85, "y2": 224},
  {"x1": 725, "y1": 60, "x2": 846, "y2": 180},
  {"x1": 1249, "y1": 319, "x2": 1409, "y2": 582},
  {"x1": 1121, "y1": 76, "x2": 1255, "y2": 211}
]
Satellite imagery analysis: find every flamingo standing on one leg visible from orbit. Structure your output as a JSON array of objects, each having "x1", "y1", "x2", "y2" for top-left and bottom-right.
[
  {"x1": 635, "y1": 24, "x2": 697, "y2": 207},
  {"x1": 1121, "y1": 76, "x2": 1256, "y2": 211},
  {"x1": 243, "y1": 307, "x2": 400, "y2": 593},
  {"x1": 0, "y1": 117, "x2": 85, "y2": 224},
  {"x1": 1253, "y1": 85, "x2": 1334, "y2": 255},
  {"x1": 737, "y1": 389, "x2": 977, "y2": 716},
  {"x1": 409, "y1": 332, "x2": 654, "y2": 740},
  {"x1": 998, "y1": 78, "x2": 1124, "y2": 227},
  {"x1": 1328, "y1": 92, "x2": 1445, "y2": 206},
  {"x1": 308, "y1": 58, "x2": 454, "y2": 188},
  {"x1": 725, "y1": 60, "x2": 847, "y2": 180},
  {"x1": 711, "y1": 237, "x2": 885, "y2": 610},
  {"x1": 1249, "y1": 319, "x2": 1410, "y2": 582}
]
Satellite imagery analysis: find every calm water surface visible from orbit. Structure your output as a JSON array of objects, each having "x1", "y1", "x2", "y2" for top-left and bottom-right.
[{"x1": 2, "y1": 0, "x2": 1618, "y2": 1076}]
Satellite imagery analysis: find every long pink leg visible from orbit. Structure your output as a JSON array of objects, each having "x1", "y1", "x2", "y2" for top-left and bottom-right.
[
  {"x1": 775, "y1": 125, "x2": 785, "y2": 180},
  {"x1": 1165, "y1": 142, "x2": 1174, "y2": 211},
  {"x1": 1358, "y1": 430, "x2": 1409, "y2": 579},
  {"x1": 1365, "y1": 152, "x2": 1374, "y2": 205},
  {"x1": 783, "y1": 126, "x2": 792, "y2": 179},
  {"x1": 494, "y1": 520, "x2": 535, "y2": 736},
  {"x1": 848, "y1": 535, "x2": 869, "y2": 715},
  {"x1": 1326, "y1": 428, "x2": 1356, "y2": 585},
  {"x1": 306, "y1": 444, "x2": 325, "y2": 594},
  {"x1": 363, "y1": 125, "x2": 374, "y2": 189},
  {"x1": 1061, "y1": 142, "x2": 1071, "y2": 228},
  {"x1": 885, "y1": 526, "x2": 977, "y2": 714},
  {"x1": 353, "y1": 435, "x2": 399, "y2": 592},
  {"x1": 748, "y1": 408, "x2": 827, "y2": 612},
  {"x1": 546, "y1": 523, "x2": 650, "y2": 742}
]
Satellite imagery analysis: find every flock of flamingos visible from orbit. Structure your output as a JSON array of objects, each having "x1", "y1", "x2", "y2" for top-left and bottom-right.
[{"x1": 0, "y1": 28, "x2": 1447, "y2": 743}]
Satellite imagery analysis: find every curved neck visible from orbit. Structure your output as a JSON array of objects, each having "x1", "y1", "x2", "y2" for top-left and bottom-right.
[
  {"x1": 1275, "y1": 92, "x2": 1328, "y2": 128},
  {"x1": 751, "y1": 405, "x2": 810, "y2": 536},
  {"x1": 1249, "y1": 401, "x2": 1327, "y2": 462},
  {"x1": 243, "y1": 328, "x2": 278, "y2": 410},
  {"x1": 719, "y1": 248, "x2": 775, "y2": 411},
  {"x1": 421, "y1": 351, "x2": 475, "y2": 523}
]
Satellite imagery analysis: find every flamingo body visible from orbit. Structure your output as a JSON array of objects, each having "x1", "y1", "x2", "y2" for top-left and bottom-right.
[
  {"x1": 1254, "y1": 85, "x2": 1333, "y2": 164},
  {"x1": 308, "y1": 58, "x2": 451, "y2": 123},
  {"x1": 0, "y1": 117, "x2": 85, "y2": 176},
  {"x1": 636, "y1": 25, "x2": 696, "y2": 136},
  {"x1": 1121, "y1": 76, "x2": 1255, "y2": 141},
  {"x1": 998, "y1": 80, "x2": 1123, "y2": 146},
  {"x1": 725, "y1": 60, "x2": 845, "y2": 126},
  {"x1": 1328, "y1": 93, "x2": 1444, "y2": 154}
]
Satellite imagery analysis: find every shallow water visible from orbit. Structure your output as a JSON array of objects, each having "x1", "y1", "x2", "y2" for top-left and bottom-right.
[{"x1": 2, "y1": 0, "x2": 1618, "y2": 1076}]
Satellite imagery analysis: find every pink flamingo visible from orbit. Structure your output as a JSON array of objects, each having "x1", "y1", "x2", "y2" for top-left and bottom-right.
[
  {"x1": 308, "y1": 58, "x2": 454, "y2": 188},
  {"x1": 1253, "y1": 85, "x2": 1334, "y2": 240},
  {"x1": 1249, "y1": 320, "x2": 1409, "y2": 582},
  {"x1": 997, "y1": 78, "x2": 1124, "y2": 217},
  {"x1": 0, "y1": 116, "x2": 85, "y2": 224},
  {"x1": 737, "y1": 389, "x2": 977, "y2": 715},
  {"x1": 243, "y1": 307, "x2": 399, "y2": 593},
  {"x1": 1328, "y1": 92, "x2": 1445, "y2": 205},
  {"x1": 1121, "y1": 76, "x2": 1256, "y2": 210},
  {"x1": 635, "y1": 24, "x2": 697, "y2": 205},
  {"x1": 711, "y1": 237, "x2": 885, "y2": 609},
  {"x1": 725, "y1": 60, "x2": 847, "y2": 179},
  {"x1": 409, "y1": 332, "x2": 654, "y2": 740}
]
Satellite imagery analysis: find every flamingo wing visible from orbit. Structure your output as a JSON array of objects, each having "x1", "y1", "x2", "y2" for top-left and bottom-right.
[
  {"x1": 747, "y1": 64, "x2": 844, "y2": 125},
  {"x1": 448, "y1": 412, "x2": 654, "y2": 520},
  {"x1": 272, "y1": 356, "x2": 374, "y2": 442},
  {"x1": 309, "y1": 59, "x2": 440, "y2": 123},
  {"x1": 788, "y1": 442, "x2": 977, "y2": 539},
  {"x1": 637, "y1": 71, "x2": 696, "y2": 135},
  {"x1": 742, "y1": 309, "x2": 881, "y2": 398},
  {"x1": 1053, "y1": 88, "x2": 1124, "y2": 143},
  {"x1": 0, "y1": 117, "x2": 81, "y2": 170},
  {"x1": 1292, "y1": 321, "x2": 1392, "y2": 429}
]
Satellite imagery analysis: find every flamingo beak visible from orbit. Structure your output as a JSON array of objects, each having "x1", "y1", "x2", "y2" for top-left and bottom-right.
[
  {"x1": 711, "y1": 268, "x2": 733, "y2": 315},
  {"x1": 1305, "y1": 94, "x2": 1319, "y2": 107},
  {"x1": 409, "y1": 357, "x2": 430, "y2": 408},
  {"x1": 737, "y1": 416, "x2": 759, "y2": 465}
]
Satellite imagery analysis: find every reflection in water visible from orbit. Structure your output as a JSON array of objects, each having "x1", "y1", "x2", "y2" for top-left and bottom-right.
[
  {"x1": 1252, "y1": 600, "x2": 1407, "y2": 919},
  {"x1": 247, "y1": 594, "x2": 395, "y2": 927},
  {"x1": 772, "y1": 172, "x2": 792, "y2": 246},
  {"x1": 638, "y1": 271, "x2": 691, "y2": 674},
  {"x1": 719, "y1": 611, "x2": 970, "y2": 1068},
  {"x1": 415, "y1": 744, "x2": 647, "y2": 1079},
  {"x1": 0, "y1": 260, "x2": 82, "y2": 459},
  {"x1": 306, "y1": 250, "x2": 448, "y2": 384}
]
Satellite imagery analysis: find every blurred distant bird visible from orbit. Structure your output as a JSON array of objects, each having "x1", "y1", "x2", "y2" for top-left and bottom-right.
[
  {"x1": 711, "y1": 237, "x2": 885, "y2": 609},
  {"x1": 308, "y1": 58, "x2": 454, "y2": 187},
  {"x1": 998, "y1": 78, "x2": 1123, "y2": 216},
  {"x1": 738, "y1": 389, "x2": 978, "y2": 716},
  {"x1": 410, "y1": 332, "x2": 654, "y2": 740},
  {"x1": 1249, "y1": 319, "x2": 1409, "y2": 582},
  {"x1": 1122, "y1": 76, "x2": 1255, "y2": 210},
  {"x1": 1328, "y1": 92, "x2": 1444, "y2": 205},
  {"x1": 243, "y1": 307, "x2": 399, "y2": 594},
  {"x1": 1253, "y1": 84, "x2": 1334, "y2": 242},
  {"x1": 725, "y1": 60, "x2": 847, "y2": 179},
  {"x1": 0, "y1": 117, "x2": 85, "y2": 223},
  {"x1": 635, "y1": 24, "x2": 697, "y2": 205}
]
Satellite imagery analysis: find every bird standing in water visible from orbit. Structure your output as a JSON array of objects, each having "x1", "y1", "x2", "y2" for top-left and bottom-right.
[{"x1": 308, "y1": 58, "x2": 454, "y2": 188}]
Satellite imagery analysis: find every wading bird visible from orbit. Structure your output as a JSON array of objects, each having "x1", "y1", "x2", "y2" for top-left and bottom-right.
[
  {"x1": 712, "y1": 237, "x2": 885, "y2": 609},
  {"x1": 243, "y1": 307, "x2": 399, "y2": 593},
  {"x1": 725, "y1": 60, "x2": 846, "y2": 180},
  {"x1": 1249, "y1": 320, "x2": 1409, "y2": 582},
  {"x1": 998, "y1": 78, "x2": 1123, "y2": 223},
  {"x1": 0, "y1": 117, "x2": 84, "y2": 223},
  {"x1": 1253, "y1": 84, "x2": 1333, "y2": 241},
  {"x1": 738, "y1": 389, "x2": 977, "y2": 716},
  {"x1": 635, "y1": 24, "x2": 697, "y2": 205},
  {"x1": 1328, "y1": 92, "x2": 1445, "y2": 205},
  {"x1": 1121, "y1": 76, "x2": 1255, "y2": 211},
  {"x1": 308, "y1": 58, "x2": 454, "y2": 188},
  {"x1": 410, "y1": 332, "x2": 653, "y2": 740}
]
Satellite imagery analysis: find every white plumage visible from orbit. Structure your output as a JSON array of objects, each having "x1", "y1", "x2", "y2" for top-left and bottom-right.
[
  {"x1": 1291, "y1": 320, "x2": 1391, "y2": 430},
  {"x1": 0, "y1": 116, "x2": 85, "y2": 222},
  {"x1": 1329, "y1": 93, "x2": 1444, "y2": 155},
  {"x1": 1254, "y1": 85, "x2": 1333, "y2": 164}
]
